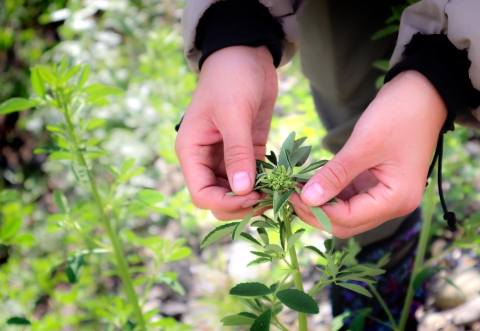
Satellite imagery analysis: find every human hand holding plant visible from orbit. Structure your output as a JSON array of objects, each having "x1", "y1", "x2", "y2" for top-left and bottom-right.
[
  {"x1": 175, "y1": 45, "x2": 277, "y2": 221},
  {"x1": 201, "y1": 132, "x2": 386, "y2": 331},
  {"x1": 291, "y1": 70, "x2": 448, "y2": 238}
]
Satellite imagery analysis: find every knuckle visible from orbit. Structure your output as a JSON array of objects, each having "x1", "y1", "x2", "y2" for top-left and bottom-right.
[
  {"x1": 320, "y1": 161, "x2": 349, "y2": 190},
  {"x1": 224, "y1": 144, "x2": 251, "y2": 167},
  {"x1": 399, "y1": 186, "x2": 423, "y2": 216}
]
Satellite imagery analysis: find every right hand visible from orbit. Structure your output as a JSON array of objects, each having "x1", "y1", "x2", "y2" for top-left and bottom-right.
[{"x1": 175, "y1": 46, "x2": 278, "y2": 220}]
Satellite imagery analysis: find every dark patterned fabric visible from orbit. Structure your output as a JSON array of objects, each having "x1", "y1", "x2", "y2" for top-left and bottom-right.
[{"x1": 331, "y1": 210, "x2": 424, "y2": 330}]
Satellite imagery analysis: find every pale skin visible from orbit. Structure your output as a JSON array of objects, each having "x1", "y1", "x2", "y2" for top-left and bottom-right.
[{"x1": 175, "y1": 45, "x2": 447, "y2": 238}]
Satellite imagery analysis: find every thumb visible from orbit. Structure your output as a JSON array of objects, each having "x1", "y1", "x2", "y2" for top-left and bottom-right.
[
  {"x1": 221, "y1": 120, "x2": 256, "y2": 196},
  {"x1": 301, "y1": 152, "x2": 366, "y2": 206}
]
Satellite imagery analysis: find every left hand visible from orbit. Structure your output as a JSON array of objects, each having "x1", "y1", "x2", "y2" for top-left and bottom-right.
[{"x1": 289, "y1": 70, "x2": 447, "y2": 238}]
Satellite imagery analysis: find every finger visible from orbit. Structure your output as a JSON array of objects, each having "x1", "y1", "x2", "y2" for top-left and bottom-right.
[
  {"x1": 290, "y1": 194, "x2": 390, "y2": 238},
  {"x1": 212, "y1": 205, "x2": 270, "y2": 221},
  {"x1": 300, "y1": 142, "x2": 373, "y2": 207},
  {"x1": 295, "y1": 178, "x2": 422, "y2": 230},
  {"x1": 217, "y1": 111, "x2": 257, "y2": 196},
  {"x1": 175, "y1": 123, "x2": 261, "y2": 213}
]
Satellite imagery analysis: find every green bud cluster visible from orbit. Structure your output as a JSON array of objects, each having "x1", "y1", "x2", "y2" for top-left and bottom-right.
[{"x1": 262, "y1": 165, "x2": 295, "y2": 192}]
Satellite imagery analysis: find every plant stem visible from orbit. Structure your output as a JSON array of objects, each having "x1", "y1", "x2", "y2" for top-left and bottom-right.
[
  {"x1": 368, "y1": 283, "x2": 398, "y2": 331},
  {"x1": 61, "y1": 96, "x2": 146, "y2": 330},
  {"x1": 398, "y1": 174, "x2": 436, "y2": 330},
  {"x1": 283, "y1": 207, "x2": 308, "y2": 331}
]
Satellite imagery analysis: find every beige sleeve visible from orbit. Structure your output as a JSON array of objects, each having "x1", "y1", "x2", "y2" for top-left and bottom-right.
[
  {"x1": 390, "y1": 0, "x2": 480, "y2": 127},
  {"x1": 181, "y1": 0, "x2": 303, "y2": 74}
]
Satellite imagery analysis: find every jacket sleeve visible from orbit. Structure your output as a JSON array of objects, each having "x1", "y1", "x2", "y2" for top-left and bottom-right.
[
  {"x1": 181, "y1": 0, "x2": 304, "y2": 74},
  {"x1": 389, "y1": 0, "x2": 480, "y2": 129}
]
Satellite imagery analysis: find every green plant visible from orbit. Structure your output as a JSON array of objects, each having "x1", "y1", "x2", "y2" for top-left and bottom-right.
[
  {"x1": 0, "y1": 60, "x2": 192, "y2": 330},
  {"x1": 201, "y1": 132, "x2": 385, "y2": 331}
]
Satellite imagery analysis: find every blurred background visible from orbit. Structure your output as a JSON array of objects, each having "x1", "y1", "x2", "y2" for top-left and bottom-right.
[{"x1": 1, "y1": 0, "x2": 479, "y2": 330}]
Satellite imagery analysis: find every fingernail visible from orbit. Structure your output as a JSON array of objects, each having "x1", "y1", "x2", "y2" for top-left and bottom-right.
[
  {"x1": 302, "y1": 183, "x2": 324, "y2": 205},
  {"x1": 242, "y1": 199, "x2": 257, "y2": 209},
  {"x1": 233, "y1": 172, "x2": 251, "y2": 192}
]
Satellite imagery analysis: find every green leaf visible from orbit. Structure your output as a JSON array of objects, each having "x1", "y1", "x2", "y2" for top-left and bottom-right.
[
  {"x1": 330, "y1": 311, "x2": 351, "y2": 331},
  {"x1": 121, "y1": 158, "x2": 136, "y2": 176},
  {"x1": 308, "y1": 206, "x2": 332, "y2": 233},
  {"x1": 304, "y1": 245, "x2": 326, "y2": 258},
  {"x1": 337, "y1": 283, "x2": 372, "y2": 298},
  {"x1": 78, "y1": 64, "x2": 90, "y2": 89},
  {"x1": 229, "y1": 282, "x2": 272, "y2": 297},
  {"x1": 257, "y1": 228, "x2": 269, "y2": 246},
  {"x1": 34, "y1": 146, "x2": 68, "y2": 154},
  {"x1": 47, "y1": 123, "x2": 64, "y2": 132},
  {"x1": 49, "y1": 151, "x2": 74, "y2": 160},
  {"x1": 287, "y1": 228, "x2": 306, "y2": 250},
  {"x1": 261, "y1": 215, "x2": 278, "y2": 228},
  {"x1": 326, "y1": 197, "x2": 338, "y2": 205},
  {"x1": 169, "y1": 247, "x2": 192, "y2": 262},
  {"x1": 247, "y1": 258, "x2": 271, "y2": 267},
  {"x1": 326, "y1": 253, "x2": 337, "y2": 276},
  {"x1": 324, "y1": 238, "x2": 334, "y2": 253},
  {"x1": 251, "y1": 251, "x2": 273, "y2": 259},
  {"x1": 375, "y1": 75, "x2": 385, "y2": 89},
  {"x1": 53, "y1": 189, "x2": 69, "y2": 214},
  {"x1": 71, "y1": 163, "x2": 91, "y2": 195},
  {"x1": 373, "y1": 60, "x2": 390, "y2": 72},
  {"x1": 376, "y1": 252, "x2": 391, "y2": 268},
  {"x1": 276, "y1": 289, "x2": 319, "y2": 314},
  {"x1": 6, "y1": 317, "x2": 31, "y2": 325},
  {"x1": 239, "y1": 232, "x2": 262, "y2": 247},
  {"x1": 250, "y1": 309, "x2": 271, "y2": 331},
  {"x1": 30, "y1": 67, "x2": 45, "y2": 97},
  {"x1": 61, "y1": 64, "x2": 82, "y2": 83},
  {"x1": 292, "y1": 136, "x2": 308, "y2": 152},
  {"x1": 412, "y1": 267, "x2": 436, "y2": 290},
  {"x1": 221, "y1": 314, "x2": 256, "y2": 326},
  {"x1": 0, "y1": 216, "x2": 22, "y2": 242},
  {"x1": 233, "y1": 211, "x2": 254, "y2": 241},
  {"x1": 0, "y1": 189, "x2": 17, "y2": 202},
  {"x1": 10, "y1": 233, "x2": 35, "y2": 246},
  {"x1": 157, "y1": 273, "x2": 186, "y2": 296},
  {"x1": 251, "y1": 221, "x2": 276, "y2": 229},
  {"x1": 273, "y1": 188, "x2": 295, "y2": 216},
  {"x1": 278, "y1": 148, "x2": 289, "y2": 169},
  {"x1": 36, "y1": 65, "x2": 57, "y2": 84},
  {"x1": 138, "y1": 189, "x2": 164, "y2": 204},
  {"x1": 265, "y1": 151, "x2": 277, "y2": 166},
  {"x1": 341, "y1": 264, "x2": 385, "y2": 276},
  {"x1": 86, "y1": 119, "x2": 107, "y2": 131},
  {"x1": 66, "y1": 252, "x2": 84, "y2": 284},
  {"x1": 372, "y1": 25, "x2": 399, "y2": 40},
  {"x1": 298, "y1": 160, "x2": 329, "y2": 174},
  {"x1": 289, "y1": 146, "x2": 311, "y2": 167},
  {"x1": 350, "y1": 314, "x2": 366, "y2": 331},
  {"x1": 255, "y1": 159, "x2": 274, "y2": 170},
  {"x1": 281, "y1": 132, "x2": 296, "y2": 154},
  {"x1": 264, "y1": 244, "x2": 283, "y2": 254},
  {"x1": 239, "y1": 312, "x2": 258, "y2": 319},
  {"x1": 83, "y1": 83, "x2": 124, "y2": 102},
  {"x1": 200, "y1": 222, "x2": 239, "y2": 248},
  {"x1": 0, "y1": 98, "x2": 39, "y2": 114}
]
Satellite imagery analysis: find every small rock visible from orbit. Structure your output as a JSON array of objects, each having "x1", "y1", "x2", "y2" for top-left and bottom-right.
[
  {"x1": 451, "y1": 296, "x2": 480, "y2": 326},
  {"x1": 418, "y1": 313, "x2": 449, "y2": 331},
  {"x1": 434, "y1": 268, "x2": 480, "y2": 309},
  {"x1": 471, "y1": 321, "x2": 480, "y2": 331}
]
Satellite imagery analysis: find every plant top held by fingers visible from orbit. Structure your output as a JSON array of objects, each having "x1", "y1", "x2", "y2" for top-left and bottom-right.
[{"x1": 201, "y1": 132, "x2": 387, "y2": 331}]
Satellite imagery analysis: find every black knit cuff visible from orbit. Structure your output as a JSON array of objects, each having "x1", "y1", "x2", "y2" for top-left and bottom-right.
[
  {"x1": 195, "y1": 0, "x2": 285, "y2": 70},
  {"x1": 385, "y1": 33, "x2": 480, "y2": 133}
]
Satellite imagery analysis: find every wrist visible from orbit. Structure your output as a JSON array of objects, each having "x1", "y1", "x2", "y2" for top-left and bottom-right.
[{"x1": 379, "y1": 70, "x2": 447, "y2": 133}]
